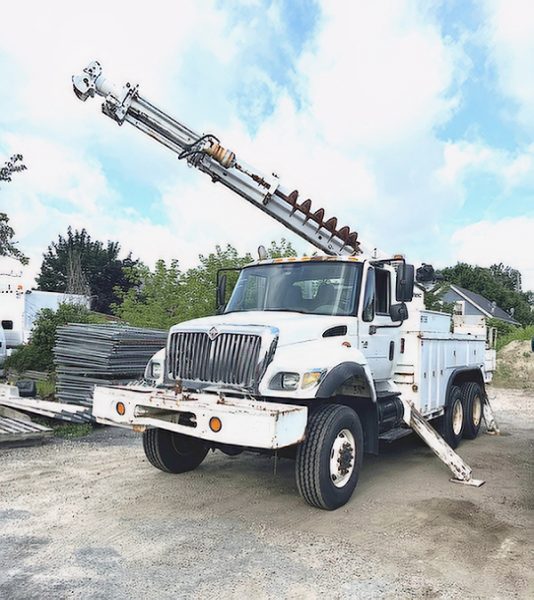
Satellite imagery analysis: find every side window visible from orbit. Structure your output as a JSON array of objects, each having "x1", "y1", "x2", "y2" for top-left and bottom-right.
[
  {"x1": 1, "y1": 320, "x2": 13, "y2": 330},
  {"x1": 375, "y1": 268, "x2": 390, "y2": 315},
  {"x1": 362, "y1": 267, "x2": 375, "y2": 322}
]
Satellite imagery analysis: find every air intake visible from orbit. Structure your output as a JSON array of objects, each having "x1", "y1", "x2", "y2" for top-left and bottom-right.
[{"x1": 322, "y1": 325, "x2": 348, "y2": 338}]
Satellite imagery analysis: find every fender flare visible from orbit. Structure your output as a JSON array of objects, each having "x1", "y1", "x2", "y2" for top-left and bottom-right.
[
  {"x1": 445, "y1": 367, "x2": 486, "y2": 405},
  {"x1": 315, "y1": 361, "x2": 377, "y2": 402}
]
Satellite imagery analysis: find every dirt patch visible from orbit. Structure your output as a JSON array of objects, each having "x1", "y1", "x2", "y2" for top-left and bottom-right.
[
  {"x1": 0, "y1": 388, "x2": 532, "y2": 599},
  {"x1": 494, "y1": 340, "x2": 534, "y2": 389}
]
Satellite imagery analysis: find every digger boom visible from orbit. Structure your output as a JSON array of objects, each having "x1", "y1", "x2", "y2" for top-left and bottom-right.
[{"x1": 73, "y1": 61, "x2": 369, "y2": 257}]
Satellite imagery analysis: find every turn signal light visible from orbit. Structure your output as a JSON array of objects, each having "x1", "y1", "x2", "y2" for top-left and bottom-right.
[
  {"x1": 116, "y1": 402, "x2": 126, "y2": 416},
  {"x1": 209, "y1": 417, "x2": 222, "y2": 432}
]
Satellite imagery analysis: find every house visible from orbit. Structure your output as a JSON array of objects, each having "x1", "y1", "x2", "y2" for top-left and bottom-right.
[{"x1": 441, "y1": 284, "x2": 520, "y2": 326}]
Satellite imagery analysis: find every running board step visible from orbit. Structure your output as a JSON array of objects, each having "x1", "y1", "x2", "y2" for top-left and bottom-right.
[
  {"x1": 400, "y1": 399, "x2": 485, "y2": 487},
  {"x1": 379, "y1": 427, "x2": 412, "y2": 443}
]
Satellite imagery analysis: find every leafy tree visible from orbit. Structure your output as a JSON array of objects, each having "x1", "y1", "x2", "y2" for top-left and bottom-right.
[
  {"x1": 1, "y1": 154, "x2": 28, "y2": 264},
  {"x1": 36, "y1": 228, "x2": 138, "y2": 314},
  {"x1": 179, "y1": 244, "x2": 254, "y2": 322},
  {"x1": 5, "y1": 303, "x2": 103, "y2": 372},
  {"x1": 0, "y1": 154, "x2": 26, "y2": 184},
  {"x1": 441, "y1": 262, "x2": 533, "y2": 326},
  {"x1": 265, "y1": 238, "x2": 297, "y2": 259},
  {"x1": 113, "y1": 260, "x2": 183, "y2": 330},
  {"x1": 0, "y1": 213, "x2": 28, "y2": 265}
]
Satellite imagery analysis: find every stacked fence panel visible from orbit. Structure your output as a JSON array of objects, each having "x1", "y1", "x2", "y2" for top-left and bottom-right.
[{"x1": 54, "y1": 324, "x2": 167, "y2": 406}]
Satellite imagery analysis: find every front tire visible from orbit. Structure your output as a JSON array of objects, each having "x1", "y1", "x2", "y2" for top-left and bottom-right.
[
  {"x1": 143, "y1": 428, "x2": 209, "y2": 473},
  {"x1": 296, "y1": 404, "x2": 363, "y2": 510},
  {"x1": 461, "y1": 382, "x2": 483, "y2": 439}
]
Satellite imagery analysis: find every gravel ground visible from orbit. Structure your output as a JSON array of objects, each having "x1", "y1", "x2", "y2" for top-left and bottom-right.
[{"x1": 0, "y1": 387, "x2": 532, "y2": 599}]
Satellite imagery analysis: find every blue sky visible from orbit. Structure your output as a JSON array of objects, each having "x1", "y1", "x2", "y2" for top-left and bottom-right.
[{"x1": 1, "y1": 0, "x2": 533, "y2": 289}]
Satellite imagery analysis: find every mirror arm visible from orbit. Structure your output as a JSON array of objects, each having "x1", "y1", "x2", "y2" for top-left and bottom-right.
[{"x1": 369, "y1": 320, "x2": 405, "y2": 335}]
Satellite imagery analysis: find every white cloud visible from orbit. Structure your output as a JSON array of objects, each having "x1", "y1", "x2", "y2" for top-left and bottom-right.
[
  {"x1": 438, "y1": 140, "x2": 534, "y2": 190},
  {"x1": 298, "y1": 1, "x2": 463, "y2": 149},
  {"x1": 7, "y1": 0, "x2": 522, "y2": 293},
  {"x1": 451, "y1": 216, "x2": 534, "y2": 291},
  {"x1": 483, "y1": 0, "x2": 534, "y2": 130}
]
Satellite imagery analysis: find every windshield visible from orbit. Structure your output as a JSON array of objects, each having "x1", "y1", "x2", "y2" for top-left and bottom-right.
[{"x1": 225, "y1": 261, "x2": 362, "y2": 316}]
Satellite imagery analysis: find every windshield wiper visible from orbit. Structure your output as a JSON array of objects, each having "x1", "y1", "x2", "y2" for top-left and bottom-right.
[{"x1": 262, "y1": 308, "x2": 311, "y2": 315}]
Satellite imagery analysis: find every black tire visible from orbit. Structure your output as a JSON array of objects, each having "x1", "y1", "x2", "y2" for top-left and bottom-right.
[
  {"x1": 142, "y1": 428, "x2": 209, "y2": 473},
  {"x1": 296, "y1": 404, "x2": 363, "y2": 510},
  {"x1": 437, "y1": 385, "x2": 464, "y2": 449},
  {"x1": 461, "y1": 382, "x2": 483, "y2": 439}
]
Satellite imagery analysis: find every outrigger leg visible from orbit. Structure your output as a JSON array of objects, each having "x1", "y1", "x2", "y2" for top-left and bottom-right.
[
  {"x1": 482, "y1": 394, "x2": 500, "y2": 435},
  {"x1": 401, "y1": 400, "x2": 485, "y2": 487}
]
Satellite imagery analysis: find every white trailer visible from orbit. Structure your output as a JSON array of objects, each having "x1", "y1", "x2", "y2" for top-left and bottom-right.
[
  {"x1": 0, "y1": 286, "x2": 89, "y2": 348},
  {"x1": 74, "y1": 62, "x2": 498, "y2": 509}
]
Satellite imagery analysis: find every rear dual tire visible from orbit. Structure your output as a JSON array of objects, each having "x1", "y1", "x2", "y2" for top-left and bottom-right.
[
  {"x1": 437, "y1": 385, "x2": 464, "y2": 449},
  {"x1": 460, "y1": 382, "x2": 483, "y2": 440}
]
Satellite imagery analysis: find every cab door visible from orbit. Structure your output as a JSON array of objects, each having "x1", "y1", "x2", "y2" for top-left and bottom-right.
[{"x1": 358, "y1": 264, "x2": 400, "y2": 381}]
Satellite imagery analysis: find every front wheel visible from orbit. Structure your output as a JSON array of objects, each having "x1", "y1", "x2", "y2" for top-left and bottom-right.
[
  {"x1": 296, "y1": 404, "x2": 363, "y2": 510},
  {"x1": 143, "y1": 428, "x2": 209, "y2": 473}
]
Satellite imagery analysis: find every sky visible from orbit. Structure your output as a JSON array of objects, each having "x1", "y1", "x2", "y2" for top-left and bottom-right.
[{"x1": 0, "y1": 0, "x2": 533, "y2": 290}]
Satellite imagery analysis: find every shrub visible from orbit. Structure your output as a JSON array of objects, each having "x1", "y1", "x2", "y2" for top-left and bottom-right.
[{"x1": 5, "y1": 303, "x2": 104, "y2": 373}]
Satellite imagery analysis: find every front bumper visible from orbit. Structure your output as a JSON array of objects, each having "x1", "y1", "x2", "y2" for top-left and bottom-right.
[{"x1": 93, "y1": 386, "x2": 308, "y2": 449}]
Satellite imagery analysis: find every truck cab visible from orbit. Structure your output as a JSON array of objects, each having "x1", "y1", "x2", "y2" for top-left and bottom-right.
[{"x1": 147, "y1": 256, "x2": 413, "y2": 402}]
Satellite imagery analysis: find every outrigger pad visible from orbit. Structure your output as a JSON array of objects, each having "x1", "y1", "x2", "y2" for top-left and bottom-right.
[{"x1": 449, "y1": 477, "x2": 485, "y2": 487}]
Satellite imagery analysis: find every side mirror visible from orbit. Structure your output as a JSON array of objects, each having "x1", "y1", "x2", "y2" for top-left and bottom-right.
[
  {"x1": 390, "y1": 302, "x2": 408, "y2": 323},
  {"x1": 396, "y1": 263, "x2": 415, "y2": 302},
  {"x1": 216, "y1": 273, "x2": 227, "y2": 314}
]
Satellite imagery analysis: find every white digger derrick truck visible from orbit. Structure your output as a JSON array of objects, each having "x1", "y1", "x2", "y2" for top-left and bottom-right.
[{"x1": 72, "y1": 61, "x2": 499, "y2": 510}]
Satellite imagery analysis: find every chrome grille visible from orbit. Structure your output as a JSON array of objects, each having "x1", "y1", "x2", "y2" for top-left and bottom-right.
[{"x1": 168, "y1": 331, "x2": 263, "y2": 388}]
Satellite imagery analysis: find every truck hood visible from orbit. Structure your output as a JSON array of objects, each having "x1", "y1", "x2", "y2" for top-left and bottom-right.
[{"x1": 172, "y1": 311, "x2": 351, "y2": 347}]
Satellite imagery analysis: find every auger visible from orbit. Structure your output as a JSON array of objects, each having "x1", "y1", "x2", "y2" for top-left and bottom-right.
[{"x1": 73, "y1": 61, "x2": 366, "y2": 257}]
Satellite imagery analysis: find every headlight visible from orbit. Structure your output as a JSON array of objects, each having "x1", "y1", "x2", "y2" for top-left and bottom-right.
[
  {"x1": 301, "y1": 369, "x2": 326, "y2": 389},
  {"x1": 269, "y1": 372, "x2": 300, "y2": 390},
  {"x1": 150, "y1": 362, "x2": 162, "y2": 378}
]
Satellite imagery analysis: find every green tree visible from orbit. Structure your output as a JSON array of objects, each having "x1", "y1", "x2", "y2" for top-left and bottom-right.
[
  {"x1": 113, "y1": 260, "x2": 183, "y2": 330},
  {"x1": 36, "y1": 228, "x2": 138, "y2": 314},
  {"x1": 0, "y1": 213, "x2": 28, "y2": 265},
  {"x1": 265, "y1": 238, "x2": 297, "y2": 259},
  {"x1": 179, "y1": 244, "x2": 254, "y2": 322},
  {"x1": 5, "y1": 303, "x2": 103, "y2": 372},
  {"x1": 1, "y1": 154, "x2": 28, "y2": 265}
]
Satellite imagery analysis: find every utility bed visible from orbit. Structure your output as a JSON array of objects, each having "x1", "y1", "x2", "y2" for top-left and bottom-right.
[{"x1": 395, "y1": 310, "x2": 487, "y2": 416}]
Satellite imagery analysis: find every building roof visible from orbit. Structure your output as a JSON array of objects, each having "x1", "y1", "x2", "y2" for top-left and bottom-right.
[{"x1": 449, "y1": 284, "x2": 520, "y2": 325}]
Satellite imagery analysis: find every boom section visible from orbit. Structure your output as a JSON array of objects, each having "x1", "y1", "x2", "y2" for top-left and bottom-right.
[{"x1": 73, "y1": 61, "x2": 362, "y2": 257}]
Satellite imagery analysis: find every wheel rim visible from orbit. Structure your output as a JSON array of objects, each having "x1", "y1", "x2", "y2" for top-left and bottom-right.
[
  {"x1": 329, "y1": 428, "x2": 356, "y2": 488},
  {"x1": 452, "y1": 400, "x2": 463, "y2": 436},
  {"x1": 472, "y1": 395, "x2": 482, "y2": 427}
]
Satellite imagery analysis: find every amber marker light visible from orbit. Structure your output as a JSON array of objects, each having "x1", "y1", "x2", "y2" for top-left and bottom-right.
[
  {"x1": 209, "y1": 417, "x2": 222, "y2": 432},
  {"x1": 116, "y1": 402, "x2": 126, "y2": 416}
]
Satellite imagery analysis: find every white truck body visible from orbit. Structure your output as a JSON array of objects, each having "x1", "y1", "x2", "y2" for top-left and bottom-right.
[{"x1": 93, "y1": 256, "x2": 493, "y2": 450}]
